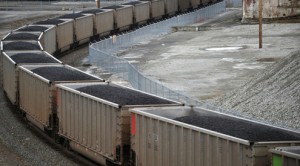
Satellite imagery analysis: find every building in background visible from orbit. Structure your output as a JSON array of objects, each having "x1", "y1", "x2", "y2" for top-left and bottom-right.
[{"x1": 243, "y1": 0, "x2": 300, "y2": 21}]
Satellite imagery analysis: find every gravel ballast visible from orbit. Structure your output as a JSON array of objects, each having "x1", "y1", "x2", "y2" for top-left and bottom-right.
[
  {"x1": 214, "y1": 51, "x2": 300, "y2": 131},
  {"x1": 75, "y1": 84, "x2": 176, "y2": 106},
  {"x1": 3, "y1": 41, "x2": 41, "y2": 50},
  {"x1": 174, "y1": 114, "x2": 300, "y2": 142},
  {"x1": 31, "y1": 66, "x2": 100, "y2": 82},
  {"x1": 10, "y1": 53, "x2": 60, "y2": 64},
  {"x1": 0, "y1": 91, "x2": 79, "y2": 166}
]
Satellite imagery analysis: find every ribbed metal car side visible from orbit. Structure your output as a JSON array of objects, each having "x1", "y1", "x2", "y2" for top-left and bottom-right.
[
  {"x1": 56, "y1": 82, "x2": 182, "y2": 165},
  {"x1": 39, "y1": 26, "x2": 56, "y2": 54},
  {"x1": 0, "y1": 42, "x2": 3, "y2": 87},
  {"x1": 73, "y1": 14, "x2": 94, "y2": 44},
  {"x1": 178, "y1": 0, "x2": 191, "y2": 12},
  {"x1": 2, "y1": 51, "x2": 61, "y2": 105},
  {"x1": 55, "y1": 19, "x2": 74, "y2": 52},
  {"x1": 82, "y1": 9, "x2": 114, "y2": 37},
  {"x1": 191, "y1": 0, "x2": 201, "y2": 9},
  {"x1": 19, "y1": 65, "x2": 52, "y2": 130},
  {"x1": 130, "y1": 107, "x2": 300, "y2": 166},
  {"x1": 270, "y1": 147, "x2": 300, "y2": 166},
  {"x1": 18, "y1": 64, "x2": 102, "y2": 131},
  {"x1": 164, "y1": 0, "x2": 178, "y2": 16},
  {"x1": 34, "y1": 19, "x2": 74, "y2": 52},
  {"x1": 2, "y1": 52, "x2": 16, "y2": 103},
  {"x1": 131, "y1": 1, "x2": 151, "y2": 25},
  {"x1": 107, "y1": 5, "x2": 133, "y2": 31},
  {"x1": 150, "y1": 0, "x2": 165, "y2": 19}
]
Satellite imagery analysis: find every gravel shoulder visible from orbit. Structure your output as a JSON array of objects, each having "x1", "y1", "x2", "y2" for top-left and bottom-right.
[{"x1": 0, "y1": 91, "x2": 79, "y2": 166}]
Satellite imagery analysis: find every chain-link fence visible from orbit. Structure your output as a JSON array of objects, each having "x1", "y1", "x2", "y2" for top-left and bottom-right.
[
  {"x1": 90, "y1": 1, "x2": 225, "y2": 107},
  {"x1": 226, "y1": 0, "x2": 242, "y2": 7},
  {"x1": 88, "y1": 0, "x2": 297, "y2": 131}
]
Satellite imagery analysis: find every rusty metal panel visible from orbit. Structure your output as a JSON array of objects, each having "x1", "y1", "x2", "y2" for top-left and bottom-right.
[
  {"x1": 130, "y1": 107, "x2": 300, "y2": 166},
  {"x1": 179, "y1": 0, "x2": 190, "y2": 12},
  {"x1": 40, "y1": 25, "x2": 56, "y2": 54},
  {"x1": 164, "y1": 0, "x2": 178, "y2": 16},
  {"x1": 150, "y1": 0, "x2": 165, "y2": 19},
  {"x1": 191, "y1": 0, "x2": 201, "y2": 9},
  {"x1": 74, "y1": 14, "x2": 93, "y2": 43},
  {"x1": 56, "y1": 82, "x2": 181, "y2": 165}
]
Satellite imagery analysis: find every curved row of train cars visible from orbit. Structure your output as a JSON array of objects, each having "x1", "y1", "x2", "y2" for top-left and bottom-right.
[{"x1": 1, "y1": 0, "x2": 300, "y2": 166}]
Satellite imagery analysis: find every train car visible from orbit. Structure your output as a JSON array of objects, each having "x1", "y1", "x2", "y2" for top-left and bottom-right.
[
  {"x1": 2, "y1": 51, "x2": 61, "y2": 105},
  {"x1": 164, "y1": 0, "x2": 178, "y2": 16},
  {"x1": 202, "y1": 0, "x2": 212, "y2": 5},
  {"x1": 191, "y1": 0, "x2": 201, "y2": 9},
  {"x1": 1, "y1": 41, "x2": 43, "y2": 51},
  {"x1": 80, "y1": 9, "x2": 114, "y2": 37},
  {"x1": 2, "y1": 31, "x2": 56, "y2": 54},
  {"x1": 18, "y1": 64, "x2": 103, "y2": 133},
  {"x1": 270, "y1": 146, "x2": 300, "y2": 166},
  {"x1": 0, "y1": 37, "x2": 43, "y2": 86},
  {"x1": 2, "y1": 32, "x2": 41, "y2": 41},
  {"x1": 15, "y1": 25, "x2": 57, "y2": 54},
  {"x1": 56, "y1": 82, "x2": 183, "y2": 165},
  {"x1": 35, "y1": 19, "x2": 74, "y2": 53},
  {"x1": 122, "y1": 1, "x2": 150, "y2": 26},
  {"x1": 178, "y1": 0, "x2": 191, "y2": 12},
  {"x1": 102, "y1": 5, "x2": 133, "y2": 32},
  {"x1": 130, "y1": 106, "x2": 300, "y2": 166},
  {"x1": 140, "y1": 0, "x2": 165, "y2": 20},
  {"x1": 58, "y1": 13, "x2": 94, "y2": 45}
]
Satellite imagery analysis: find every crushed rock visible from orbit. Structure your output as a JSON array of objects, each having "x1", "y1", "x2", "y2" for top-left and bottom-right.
[{"x1": 213, "y1": 50, "x2": 300, "y2": 132}]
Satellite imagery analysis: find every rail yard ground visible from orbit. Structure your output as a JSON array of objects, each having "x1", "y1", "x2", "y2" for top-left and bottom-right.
[
  {"x1": 107, "y1": 8, "x2": 300, "y2": 131},
  {"x1": 0, "y1": 2, "x2": 300, "y2": 165}
]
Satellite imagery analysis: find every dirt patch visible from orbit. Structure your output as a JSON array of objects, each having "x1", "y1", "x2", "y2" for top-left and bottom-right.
[{"x1": 256, "y1": 57, "x2": 280, "y2": 63}]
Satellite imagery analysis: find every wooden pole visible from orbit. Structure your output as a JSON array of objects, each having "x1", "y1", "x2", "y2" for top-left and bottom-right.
[
  {"x1": 259, "y1": 0, "x2": 263, "y2": 48},
  {"x1": 96, "y1": 0, "x2": 100, "y2": 8}
]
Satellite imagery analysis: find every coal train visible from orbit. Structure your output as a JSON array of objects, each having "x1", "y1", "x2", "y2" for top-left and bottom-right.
[{"x1": 1, "y1": 0, "x2": 300, "y2": 166}]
